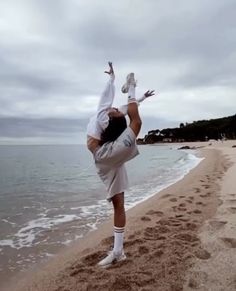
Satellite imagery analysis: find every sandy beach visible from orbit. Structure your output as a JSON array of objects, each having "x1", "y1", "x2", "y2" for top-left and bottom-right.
[{"x1": 2, "y1": 140, "x2": 236, "y2": 291}]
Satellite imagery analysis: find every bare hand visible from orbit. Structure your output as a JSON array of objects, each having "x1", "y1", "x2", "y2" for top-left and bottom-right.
[
  {"x1": 104, "y1": 62, "x2": 114, "y2": 75},
  {"x1": 144, "y1": 90, "x2": 155, "y2": 98}
]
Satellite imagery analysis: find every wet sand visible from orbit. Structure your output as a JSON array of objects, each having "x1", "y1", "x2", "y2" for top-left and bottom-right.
[{"x1": 2, "y1": 140, "x2": 236, "y2": 291}]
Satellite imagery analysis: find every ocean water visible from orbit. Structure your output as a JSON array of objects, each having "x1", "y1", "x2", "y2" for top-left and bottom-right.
[{"x1": 0, "y1": 144, "x2": 202, "y2": 283}]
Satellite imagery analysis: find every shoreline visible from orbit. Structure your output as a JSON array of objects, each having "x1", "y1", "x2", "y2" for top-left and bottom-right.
[
  {"x1": 0, "y1": 144, "x2": 201, "y2": 286},
  {"x1": 2, "y1": 140, "x2": 236, "y2": 291}
]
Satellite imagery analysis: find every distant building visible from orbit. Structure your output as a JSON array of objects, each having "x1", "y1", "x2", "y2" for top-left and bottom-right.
[{"x1": 163, "y1": 138, "x2": 172, "y2": 142}]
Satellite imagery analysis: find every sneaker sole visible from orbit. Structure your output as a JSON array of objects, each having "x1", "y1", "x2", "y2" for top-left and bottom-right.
[
  {"x1": 121, "y1": 84, "x2": 128, "y2": 93},
  {"x1": 98, "y1": 255, "x2": 126, "y2": 268}
]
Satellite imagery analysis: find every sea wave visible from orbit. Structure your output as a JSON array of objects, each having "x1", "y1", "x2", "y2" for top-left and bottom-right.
[
  {"x1": 0, "y1": 147, "x2": 203, "y2": 252},
  {"x1": 0, "y1": 214, "x2": 80, "y2": 249}
]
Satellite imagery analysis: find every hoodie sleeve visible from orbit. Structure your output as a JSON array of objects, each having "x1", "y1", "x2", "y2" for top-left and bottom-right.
[
  {"x1": 96, "y1": 74, "x2": 115, "y2": 130},
  {"x1": 117, "y1": 94, "x2": 146, "y2": 116}
]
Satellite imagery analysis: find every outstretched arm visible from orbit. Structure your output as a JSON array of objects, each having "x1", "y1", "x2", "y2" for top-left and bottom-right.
[
  {"x1": 137, "y1": 90, "x2": 155, "y2": 103},
  {"x1": 97, "y1": 62, "x2": 116, "y2": 130},
  {"x1": 118, "y1": 90, "x2": 155, "y2": 115},
  {"x1": 104, "y1": 61, "x2": 114, "y2": 76}
]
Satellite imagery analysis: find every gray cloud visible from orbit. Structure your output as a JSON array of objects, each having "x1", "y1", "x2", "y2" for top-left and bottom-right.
[
  {"x1": 0, "y1": 117, "x2": 87, "y2": 137},
  {"x1": 0, "y1": 0, "x2": 236, "y2": 144}
]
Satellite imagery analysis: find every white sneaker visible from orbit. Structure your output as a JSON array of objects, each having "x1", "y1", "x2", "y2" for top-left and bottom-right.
[
  {"x1": 121, "y1": 73, "x2": 136, "y2": 93},
  {"x1": 98, "y1": 250, "x2": 126, "y2": 267}
]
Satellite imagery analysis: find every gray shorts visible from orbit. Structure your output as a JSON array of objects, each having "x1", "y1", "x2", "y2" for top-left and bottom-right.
[{"x1": 94, "y1": 127, "x2": 139, "y2": 201}]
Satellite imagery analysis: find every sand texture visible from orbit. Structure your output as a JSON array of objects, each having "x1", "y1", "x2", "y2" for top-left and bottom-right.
[
  {"x1": 183, "y1": 143, "x2": 236, "y2": 291},
  {"x1": 2, "y1": 140, "x2": 236, "y2": 291}
]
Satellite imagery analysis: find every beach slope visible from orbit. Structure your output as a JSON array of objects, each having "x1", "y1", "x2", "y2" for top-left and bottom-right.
[{"x1": 6, "y1": 141, "x2": 236, "y2": 291}]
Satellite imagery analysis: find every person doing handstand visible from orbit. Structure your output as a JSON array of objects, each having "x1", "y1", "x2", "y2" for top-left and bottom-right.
[{"x1": 87, "y1": 62, "x2": 155, "y2": 267}]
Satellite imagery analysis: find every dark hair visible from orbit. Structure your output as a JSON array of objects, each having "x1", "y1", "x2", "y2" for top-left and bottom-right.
[{"x1": 100, "y1": 116, "x2": 127, "y2": 145}]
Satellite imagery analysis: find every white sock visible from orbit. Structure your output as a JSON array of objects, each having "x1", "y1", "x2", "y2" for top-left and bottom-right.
[
  {"x1": 128, "y1": 84, "x2": 136, "y2": 103},
  {"x1": 113, "y1": 226, "x2": 124, "y2": 253}
]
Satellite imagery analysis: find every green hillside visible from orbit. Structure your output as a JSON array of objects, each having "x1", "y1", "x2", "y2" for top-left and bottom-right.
[{"x1": 142, "y1": 114, "x2": 236, "y2": 143}]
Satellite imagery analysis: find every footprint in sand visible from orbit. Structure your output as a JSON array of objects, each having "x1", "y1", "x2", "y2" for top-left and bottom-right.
[
  {"x1": 160, "y1": 193, "x2": 172, "y2": 199},
  {"x1": 220, "y1": 237, "x2": 236, "y2": 248},
  {"x1": 156, "y1": 225, "x2": 171, "y2": 233},
  {"x1": 178, "y1": 207, "x2": 187, "y2": 212},
  {"x1": 175, "y1": 214, "x2": 184, "y2": 218},
  {"x1": 179, "y1": 195, "x2": 186, "y2": 198},
  {"x1": 146, "y1": 210, "x2": 164, "y2": 217},
  {"x1": 81, "y1": 251, "x2": 105, "y2": 266},
  {"x1": 138, "y1": 245, "x2": 149, "y2": 254},
  {"x1": 144, "y1": 226, "x2": 167, "y2": 241},
  {"x1": 101, "y1": 236, "x2": 113, "y2": 246},
  {"x1": 172, "y1": 205, "x2": 177, "y2": 212},
  {"x1": 186, "y1": 222, "x2": 198, "y2": 231},
  {"x1": 153, "y1": 249, "x2": 164, "y2": 257},
  {"x1": 69, "y1": 261, "x2": 86, "y2": 275},
  {"x1": 188, "y1": 271, "x2": 208, "y2": 288},
  {"x1": 167, "y1": 218, "x2": 184, "y2": 227},
  {"x1": 170, "y1": 222, "x2": 182, "y2": 227},
  {"x1": 193, "y1": 209, "x2": 202, "y2": 214},
  {"x1": 227, "y1": 207, "x2": 236, "y2": 214},
  {"x1": 169, "y1": 197, "x2": 177, "y2": 202},
  {"x1": 169, "y1": 216, "x2": 186, "y2": 225},
  {"x1": 178, "y1": 217, "x2": 189, "y2": 222},
  {"x1": 141, "y1": 216, "x2": 151, "y2": 222},
  {"x1": 195, "y1": 201, "x2": 203, "y2": 205},
  {"x1": 194, "y1": 188, "x2": 201, "y2": 193},
  {"x1": 194, "y1": 248, "x2": 211, "y2": 260},
  {"x1": 128, "y1": 231, "x2": 141, "y2": 240},
  {"x1": 227, "y1": 199, "x2": 236, "y2": 203},
  {"x1": 124, "y1": 238, "x2": 145, "y2": 247},
  {"x1": 209, "y1": 220, "x2": 227, "y2": 230},
  {"x1": 174, "y1": 232, "x2": 199, "y2": 243},
  {"x1": 146, "y1": 249, "x2": 164, "y2": 261},
  {"x1": 179, "y1": 203, "x2": 186, "y2": 207}
]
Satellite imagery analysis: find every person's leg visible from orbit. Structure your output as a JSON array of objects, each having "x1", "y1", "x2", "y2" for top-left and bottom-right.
[
  {"x1": 111, "y1": 192, "x2": 125, "y2": 254},
  {"x1": 111, "y1": 192, "x2": 126, "y2": 227},
  {"x1": 97, "y1": 191, "x2": 127, "y2": 267},
  {"x1": 127, "y1": 84, "x2": 142, "y2": 137}
]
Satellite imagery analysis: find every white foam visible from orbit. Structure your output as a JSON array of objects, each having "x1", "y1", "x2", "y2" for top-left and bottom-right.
[
  {"x1": 0, "y1": 239, "x2": 15, "y2": 248},
  {"x1": 1, "y1": 218, "x2": 16, "y2": 225},
  {"x1": 44, "y1": 252, "x2": 54, "y2": 257},
  {"x1": 0, "y1": 214, "x2": 80, "y2": 249},
  {"x1": 0, "y1": 148, "x2": 203, "y2": 252},
  {"x1": 65, "y1": 151, "x2": 203, "y2": 236},
  {"x1": 125, "y1": 151, "x2": 203, "y2": 210}
]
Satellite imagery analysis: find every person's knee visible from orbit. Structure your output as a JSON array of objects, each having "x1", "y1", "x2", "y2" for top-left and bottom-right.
[
  {"x1": 112, "y1": 193, "x2": 124, "y2": 210},
  {"x1": 113, "y1": 199, "x2": 124, "y2": 211}
]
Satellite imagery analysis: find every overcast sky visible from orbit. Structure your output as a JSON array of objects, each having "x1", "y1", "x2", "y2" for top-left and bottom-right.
[{"x1": 0, "y1": 0, "x2": 235, "y2": 144}]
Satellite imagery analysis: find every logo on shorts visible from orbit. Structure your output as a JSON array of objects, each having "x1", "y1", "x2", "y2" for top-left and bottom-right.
[{"x1": 123, "y1": 135, "x2": 132, "y2": 147}]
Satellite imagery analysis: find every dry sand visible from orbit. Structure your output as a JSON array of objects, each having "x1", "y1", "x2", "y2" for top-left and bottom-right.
[
  {"x1": 3, "y1": 140, "x2": 236, "y2": 291},
  {"x1": 183, "y1": 141, "x2": 236, "y2": 291}
]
